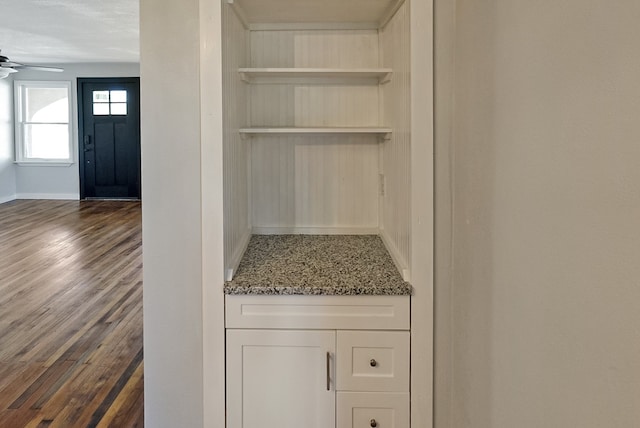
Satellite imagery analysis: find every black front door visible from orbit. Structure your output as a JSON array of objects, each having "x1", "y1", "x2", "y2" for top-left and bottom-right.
[{"x1": 78, "y1": 78, "x2": 140, "y2": 199}]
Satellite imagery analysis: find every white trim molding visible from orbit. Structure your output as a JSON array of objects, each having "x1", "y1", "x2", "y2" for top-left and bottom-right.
[
  {"x1": 16, "y1": 193, "x2": 79, "y2": 200},
  {"x1": 0, "y1": 195, "x2": 17, "y2": 204}
]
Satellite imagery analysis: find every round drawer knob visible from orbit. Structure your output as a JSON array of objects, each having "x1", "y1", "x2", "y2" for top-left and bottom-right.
[
  {"x1": 370, "y1": 359, "x2": 378, "y2": 367},
  {"x1": 370, "y1": 419, "x2": 378, "y2": 427}
]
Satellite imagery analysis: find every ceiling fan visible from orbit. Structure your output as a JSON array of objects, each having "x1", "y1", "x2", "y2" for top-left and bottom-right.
[{"x1": 0, "y1": 50, "x2": 64, "y2": 78}]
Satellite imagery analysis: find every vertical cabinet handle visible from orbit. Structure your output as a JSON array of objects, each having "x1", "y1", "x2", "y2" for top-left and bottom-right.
[
  {"x1": 326, "y1": 352, "x2": 331, "y2": 391},
  {"x1": 325, "y1": 352, "x2": 331, "y2": 390}
]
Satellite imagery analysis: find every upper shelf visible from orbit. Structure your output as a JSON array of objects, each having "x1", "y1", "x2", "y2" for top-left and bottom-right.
[
  {"x1": 239, "y1": 127, "x2": 392, "y2": 139},
  {"x1": 238, "y1": 68, "x2": 393, "y2": 84}
]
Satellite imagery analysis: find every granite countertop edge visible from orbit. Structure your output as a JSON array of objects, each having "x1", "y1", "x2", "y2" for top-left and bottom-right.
[{"x1": 223, "y1": 283, "x2": 413, "y2": 296}]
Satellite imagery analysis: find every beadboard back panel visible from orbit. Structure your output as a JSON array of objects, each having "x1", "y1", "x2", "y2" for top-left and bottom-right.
[
  {"x1": 251, "y1": 136, "x2": 380, "y2": 233},
  {"x1": 380, "y1": 2, "x2": 411, "y2": 278},
  {"x1": 249, "y1": 30, "x2": 379, "y2": 68},
  {"x1": 249, "y1": 84, "x2": 380, "y2": 127},
  {"x1": 248, "y1": 30, "x2": 382, "y2": 129},
  {"x1": 247, "y1": 29, "x2": 384, "y2": 233},
  {"x1": 223, "y1": 4, "x2": 251, "y2": 278}
]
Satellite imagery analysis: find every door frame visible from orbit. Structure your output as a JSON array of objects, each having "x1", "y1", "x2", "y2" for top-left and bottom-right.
[{"x1": 77, "y1": 77, "x2": 141, "y2": 200}]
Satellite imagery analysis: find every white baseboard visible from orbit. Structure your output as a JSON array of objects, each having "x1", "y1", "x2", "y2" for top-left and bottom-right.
[
  {"x1": 0, "y1": 194, "x2": 16, "y2": 204},
  {"x1": 252, "y1": 226, "x2": 379, "y2": 235},
  {"x1": 16, "y1": 193, "x2": 80, "y2": 200},
  {"x1": 379, "y1": 229, "x2": 411, "y2": 282},
  {"x1": 225, "y1": 227, "x2": 252, "y2": 281}
]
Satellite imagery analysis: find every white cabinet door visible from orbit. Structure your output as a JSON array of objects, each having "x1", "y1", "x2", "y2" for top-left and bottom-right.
[{"x1": 227, "y1": 329, "x2": 336, "y2": 428}]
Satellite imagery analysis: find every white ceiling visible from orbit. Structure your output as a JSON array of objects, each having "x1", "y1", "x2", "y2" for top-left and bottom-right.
[
  {"x1": 0, "y1": 0, "x2": 139, "y2": 64},
  {"x1": 1, "y1": 0, "x2": 397, "y2": 65}
]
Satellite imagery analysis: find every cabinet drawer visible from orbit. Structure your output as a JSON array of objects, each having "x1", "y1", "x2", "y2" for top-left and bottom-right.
[
  {"x1": 226, "y1": 295, "x2": 410, "y2": 330},
  {"x1": 336, "y1": 331, "x2": 409, "y2": 392},
  {"x1": 337, "y1": 392, "x2": 409, "y2": 428}
]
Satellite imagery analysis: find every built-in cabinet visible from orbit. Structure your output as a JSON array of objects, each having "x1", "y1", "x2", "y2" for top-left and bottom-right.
[
  {"x1": 142, "y1": 0, "x2": 431, "y2": 425},
  {"x1": 222, "y1": 0, "x2": 412, "y2": 280},
  {"x1": 226, "y1": 295, "x2": 410, "y2": 428},
  {"x1": 219, "y1": 0, "x2": 430, "y2": 426}
]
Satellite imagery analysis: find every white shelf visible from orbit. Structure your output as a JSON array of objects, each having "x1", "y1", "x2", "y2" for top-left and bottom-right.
[
  {"x1": 238, "y1": 68, "x2": 393, "y2": 83},
  {"x1": 240, "y1": 127, "x2": 392, "y2": 138}
]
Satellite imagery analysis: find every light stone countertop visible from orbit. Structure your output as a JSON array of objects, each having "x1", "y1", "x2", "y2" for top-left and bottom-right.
[{"x1": 224, "y1": 235, "x2": 412, "y2": 295}]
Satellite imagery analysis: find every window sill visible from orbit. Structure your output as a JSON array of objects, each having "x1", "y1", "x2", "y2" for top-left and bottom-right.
[{"x1": 14, "y1": 161, "x2": 74, "y2": 167}]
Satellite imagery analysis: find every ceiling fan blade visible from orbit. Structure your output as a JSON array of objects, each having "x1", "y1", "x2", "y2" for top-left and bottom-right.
[
  {"x1": 12, "y1": 64, "x2": 64, "y2": 73},
  {"x1": 0, "y1": 51, "x2": 64, "y2": 73},
  {"x1": 0, "y1": 60, "x2": 22, "y2": 67},
  {"x1": 0, "y1": 67, "x2": 17, "y2": 78}
]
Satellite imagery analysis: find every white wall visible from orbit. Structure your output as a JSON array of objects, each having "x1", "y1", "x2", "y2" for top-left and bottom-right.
[
  {"x1": 140, "y1": 0, "x2": 204, "y2": 424},
  {"x1": 0, "y1": 76, "x2": 16, "y2": 203},
  {"x1": 13, "y1": 62, "x2": 139, "y2": 199},
  {"x1": 141, "y1": 0, "x2": 225, "y2": 427},
  {"x1": 446, "y1": 0, "x2": 640, "y2": 426}
]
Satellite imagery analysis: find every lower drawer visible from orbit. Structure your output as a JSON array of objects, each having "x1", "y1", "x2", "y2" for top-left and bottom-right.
[{"x1": 337, "y1": 392, "x2": 409, "y2": 428}]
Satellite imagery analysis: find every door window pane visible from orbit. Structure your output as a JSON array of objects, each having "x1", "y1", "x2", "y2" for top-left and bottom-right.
[
  {"x1": 110, "y1": 90, "x2": 127, "y2": 103},
  {"x1": 93, "y1": 103, "x2": 110, "y2": 115},
  {"x1": 110, "y1": 103, "x2": 127, "y2": 115},
  {"x1": 93, "y1": 91, "x2": 110, "y2": 102}
]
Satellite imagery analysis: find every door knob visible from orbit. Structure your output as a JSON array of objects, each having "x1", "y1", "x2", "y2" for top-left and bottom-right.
[
  {"x1": 370, "y1": 419, "x2": 378, "y2": 427},
  {"x1": 370, "y1": 359, "x2": 377, "y2": 367}
]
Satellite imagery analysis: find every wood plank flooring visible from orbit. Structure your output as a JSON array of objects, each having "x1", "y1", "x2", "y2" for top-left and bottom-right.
[{"x1": 0, "y1": 200, "x2": 143, "y2": 427}]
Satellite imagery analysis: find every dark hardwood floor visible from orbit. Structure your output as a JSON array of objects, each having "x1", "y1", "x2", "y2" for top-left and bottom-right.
[{"x1": 0, "y1": 200, "x2": 143, "y2": 427}]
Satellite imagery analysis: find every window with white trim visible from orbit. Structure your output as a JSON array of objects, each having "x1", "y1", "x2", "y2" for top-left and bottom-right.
[{"x1": 14, "y1": 81, "x2": 73, "y2": 164}]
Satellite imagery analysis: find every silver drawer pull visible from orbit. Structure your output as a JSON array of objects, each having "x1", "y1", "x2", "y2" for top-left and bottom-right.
[
  {"x1": 370, "y1": 359, "x2": 378, "y2": 367},
  {"x1": 370, "y1": 419, "x2": 378, "y2": 427}
]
